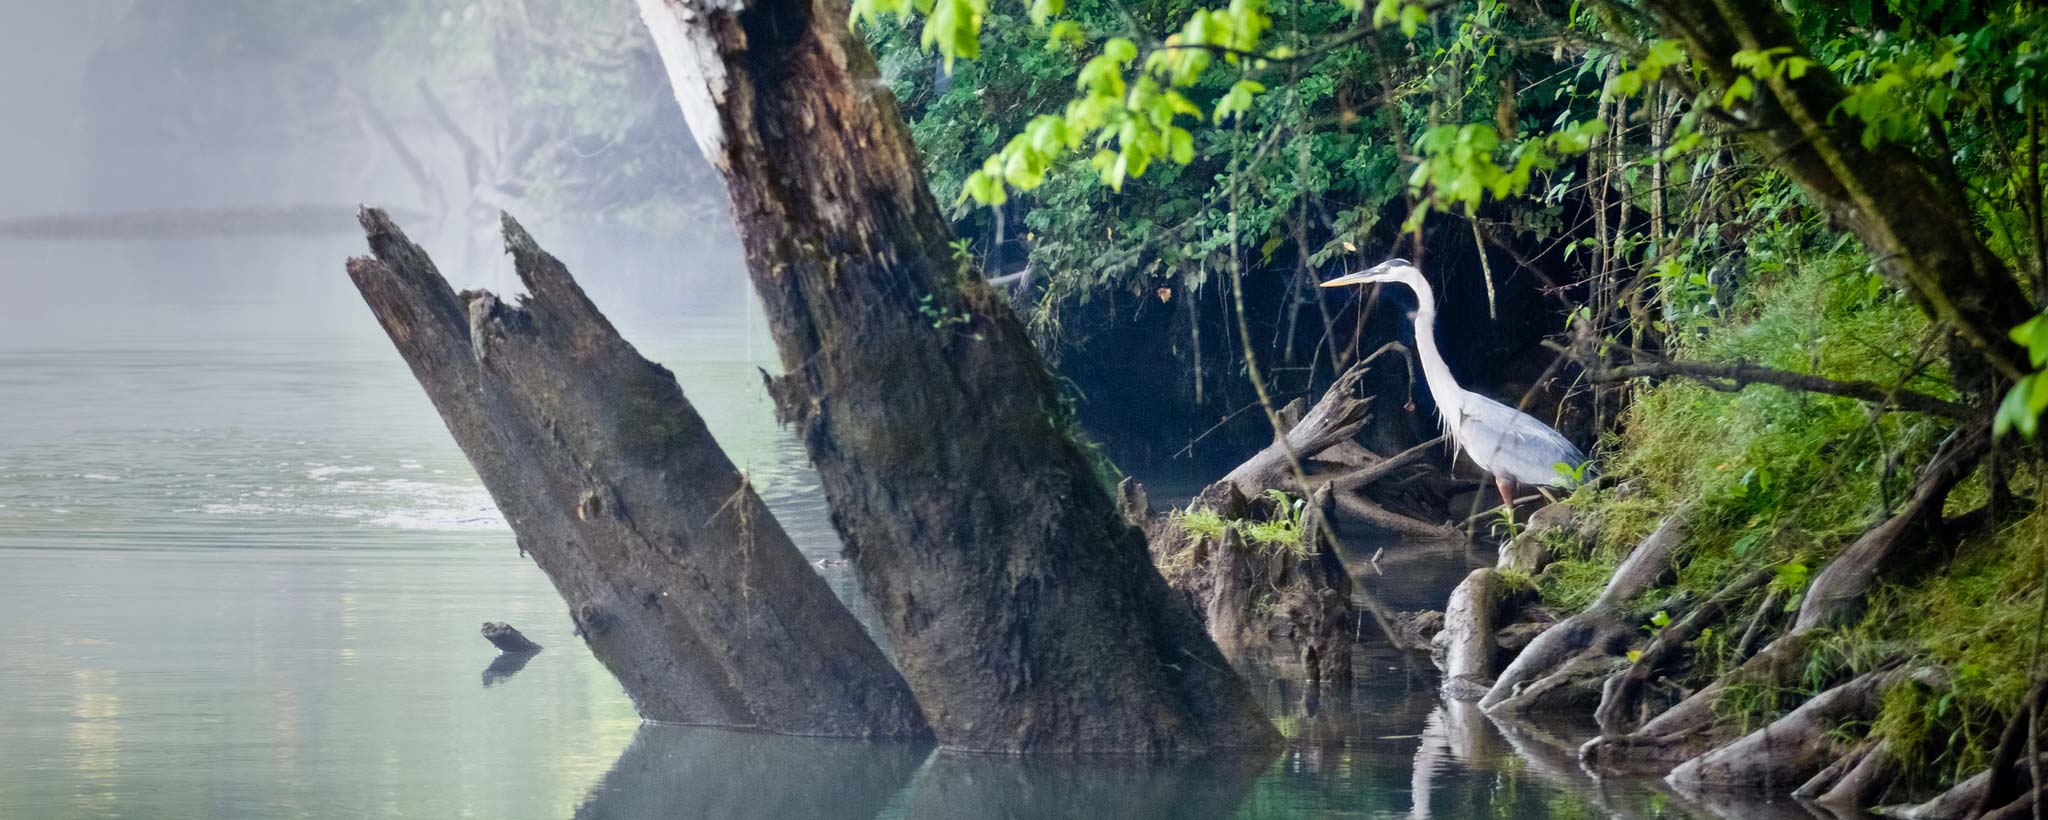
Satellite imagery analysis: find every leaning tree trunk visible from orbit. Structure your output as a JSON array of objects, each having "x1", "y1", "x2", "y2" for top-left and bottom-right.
[
  {"x1": 633, "y1": 0, "x2": 1276, "y2": 753},
  {"x1": 347, "y1": 210, "x2": 928, "y2": 739}
]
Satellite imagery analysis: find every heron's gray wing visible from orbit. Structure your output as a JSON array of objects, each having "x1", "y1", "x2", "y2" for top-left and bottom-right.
[{"x1": 1457, "y1": 393, "x2": 1587, "y2": 486}]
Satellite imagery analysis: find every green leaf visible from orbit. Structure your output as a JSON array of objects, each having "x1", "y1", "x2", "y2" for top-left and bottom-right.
[
  {"x1": 1722, "y1": 75, "x2": 1754, "y2": 109},
  {"x1": 1028, "y1": 0, "x2": 1061, "y2": 27}
]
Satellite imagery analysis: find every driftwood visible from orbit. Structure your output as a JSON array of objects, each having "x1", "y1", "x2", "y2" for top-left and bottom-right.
[
  {"x1": 634, "y1": 0, "x2": 1274, "y2": 753},
  {"x1": 1202, "y1": 363, "x2": 1371, "y2": 506},
  {"x1": 347, "y1": 210, "x2": 926, "y2": 739},
  {"x1": 1480, "y1": 511, "x2": 1690, "y2": 715}
]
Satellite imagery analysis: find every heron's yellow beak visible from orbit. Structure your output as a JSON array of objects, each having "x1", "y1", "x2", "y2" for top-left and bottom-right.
[{"x1": 1320, "y1": 271, "x2": 1390, "y2": 288}]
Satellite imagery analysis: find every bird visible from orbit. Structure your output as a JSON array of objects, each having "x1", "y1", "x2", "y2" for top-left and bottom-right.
[{"x1": 1321, "y1": 258, "x2": 1587, "y2": 508}]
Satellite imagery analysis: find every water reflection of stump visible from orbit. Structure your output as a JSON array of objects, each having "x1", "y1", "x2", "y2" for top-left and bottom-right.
[
  {"x1": 900, "y1": 750, "x2": 1267, "y2": 820},
  {"x1": 571, "y1": 725, "x2": 928, "y2": 820},
  {"x1": 480, "y1": 651, "x2": 538, "y2": 687}
]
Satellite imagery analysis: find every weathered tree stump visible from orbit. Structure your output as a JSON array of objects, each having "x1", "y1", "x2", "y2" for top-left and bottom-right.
[
  {"x1": 634, "y1": 0, "x2": 1274, "y2": 753},
  {"x1": 347, "y1": 210, "x2": 927, "y2": 739}
]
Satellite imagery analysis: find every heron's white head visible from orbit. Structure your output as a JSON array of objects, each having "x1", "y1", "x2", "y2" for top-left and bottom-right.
[{"x1": 1319, "y1": 258, "x2": 1424, "y2": 291}]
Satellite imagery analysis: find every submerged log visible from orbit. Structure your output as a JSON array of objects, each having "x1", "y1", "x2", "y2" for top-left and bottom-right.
[
  {"x1": 347, "y1": 210, "x2": 927, "y2": 739},
  {"x1": 481, "y1": 621, "x2": 543, "y2": 654},
  {"x1": 634, "y1": 0, "x2": 1274, "y2": 753}
]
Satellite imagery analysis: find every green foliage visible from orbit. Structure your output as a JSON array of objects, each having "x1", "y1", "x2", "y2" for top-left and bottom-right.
[
  {"x1": 1997, "y1": 312, "x2": 2048, "y2": 438},
  {"x1": 859, "y1": 0, "x2": 2048, "y2": 787}
]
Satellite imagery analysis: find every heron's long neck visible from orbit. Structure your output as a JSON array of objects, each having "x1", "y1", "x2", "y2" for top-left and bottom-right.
[{"x1": 1405, "y1": 280, "x2": 1463, "y2": 422}]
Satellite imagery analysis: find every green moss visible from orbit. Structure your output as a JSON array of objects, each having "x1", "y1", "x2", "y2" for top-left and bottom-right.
[{"x1": 1538, "y1": 558, "x2": 1618, "y2": 613}]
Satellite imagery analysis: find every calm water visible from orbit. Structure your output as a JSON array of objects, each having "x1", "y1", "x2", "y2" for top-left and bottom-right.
[{"x1": 0, "y1": 230, "x2": 1729, "y2": 819}]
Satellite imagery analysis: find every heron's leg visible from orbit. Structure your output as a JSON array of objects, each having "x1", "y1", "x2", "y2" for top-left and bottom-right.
[{"x1": 1495, "y1": 476, "x2": 1517, "y2": 510}]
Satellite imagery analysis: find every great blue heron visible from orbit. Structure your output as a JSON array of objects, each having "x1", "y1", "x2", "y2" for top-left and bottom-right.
[{"x1": 1322, "y1": 258, "x2": 1587, "y2": 507}]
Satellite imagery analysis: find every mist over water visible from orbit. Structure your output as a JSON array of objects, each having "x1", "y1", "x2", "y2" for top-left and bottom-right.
[{"x1": 0, "y1": 5, "x2": 1716, "y2": 819}]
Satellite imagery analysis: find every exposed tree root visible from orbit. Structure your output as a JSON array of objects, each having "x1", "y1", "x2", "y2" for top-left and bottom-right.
[
  {"x1": 1881, "y1": 754, "x2": 2048, "y2": 819},
  {"x1": 1436, "y1": 568, "x2": 1506, "y2": 700},
  {"x1": 1972, "y1": 675, "x2": 2048, "y2": 818},
  {"x1": 1595, "y1": 566, "x2": 1775, "y2": 735},
  {"x1": 1582, "y1": 629, "x2": 1817, "y2": 774},
  {"x1": 1795, "y1": 425, "x2": 1988, "y2": 631},
  {"x1": 1480, "y1": 511, "x2": 1690, "y2": 715},
  {"x1": 1665, "y1": 666, "x2": 1903, "y2": 797}
]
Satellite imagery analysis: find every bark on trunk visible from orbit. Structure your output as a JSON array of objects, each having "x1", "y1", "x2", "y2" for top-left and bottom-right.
[
  {"x1": 347, "y1": 209, "x2": 927, "y2": 739},
  {"x1": 634, "y1": 0, "x2": 1275, "y2": 753}
]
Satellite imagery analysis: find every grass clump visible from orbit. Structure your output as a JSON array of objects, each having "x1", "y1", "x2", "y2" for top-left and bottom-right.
[
  {"x1": 1171, "y1": 490, "x2": 1313, "y2": 559},
  {"x1": 1860, "y1": 507, "x2": 2048, "y2": 787}
]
